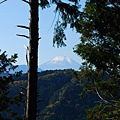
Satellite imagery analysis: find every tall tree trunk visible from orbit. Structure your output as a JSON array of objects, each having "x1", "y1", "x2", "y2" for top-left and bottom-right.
[{"x1": 25, "y1": 0, "x2": 39, "y2": 119}]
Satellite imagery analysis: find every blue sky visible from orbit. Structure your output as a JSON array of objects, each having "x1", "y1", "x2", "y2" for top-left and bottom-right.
[{"x1": 0, "y1": 0, "x2": 85, "y2": 66}]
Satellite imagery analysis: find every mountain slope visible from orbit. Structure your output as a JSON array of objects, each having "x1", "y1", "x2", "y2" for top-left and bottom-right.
[
  {"x1": 39, "y1": 56, "x2": 80, "y2": 70},
  {"x1": 9, "y1": 69, "x2": 98, "y2": 120}
]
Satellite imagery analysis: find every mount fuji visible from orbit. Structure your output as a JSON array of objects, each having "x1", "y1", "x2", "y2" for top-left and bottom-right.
[{"x1": 39, "y1": 56, "x2": 80, "y2": 70}]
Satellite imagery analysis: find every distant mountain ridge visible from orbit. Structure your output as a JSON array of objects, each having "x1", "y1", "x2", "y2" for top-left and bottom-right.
[
  {"x1": 7, "y1": 56, "x2": 80, "y2": 74},
  {"x1": 14, "y1": 65, "x2": 42, "y2": 74},
  {"x1": 39, "y1": 56, "x2": 80, "y2": 70}
]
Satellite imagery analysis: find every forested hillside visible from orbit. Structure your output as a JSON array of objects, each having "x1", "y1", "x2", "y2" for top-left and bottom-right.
[{"x1": 9, "y1": 69, "x2": 98, "y2": 120}]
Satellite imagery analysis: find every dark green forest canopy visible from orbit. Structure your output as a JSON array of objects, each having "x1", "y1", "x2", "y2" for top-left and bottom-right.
[
  {"x1": 10, "y1": 69, "x2": 98, "y2": 120},
  {"x1": 72, "y1": 1, "x2": 120, "y2": 119},
  {"x1": 74, "y1": 2, "x2": 120, "y2": 69}
]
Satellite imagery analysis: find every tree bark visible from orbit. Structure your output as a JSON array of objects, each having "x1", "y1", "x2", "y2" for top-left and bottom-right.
[{"x1": 25, "y1": 0, "x2": 39, "y2": 119}]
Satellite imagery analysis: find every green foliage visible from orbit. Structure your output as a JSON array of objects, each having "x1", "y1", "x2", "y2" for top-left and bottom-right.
[
  {"x1": 40, "y1": 0, "x2": 120, "y2": 119},
  {"x1": 10, "y1": 69, "x2": 98, "y2": 120},
  {"x1": 53, "y1": 0, "x2": 81, "y2": 47},
  {"x1": 40, "y1": 0, "x2": 81, "y2": 47},
  {"x1": 0, "y1": 50, "x2": 22, "y2": 119},
  {"x1": 73, "y1": 1, "x2": 120, "y2": 119},
  {"x1": 36, "y1": 69, "x2": 98, "y2": 120},
  {"x1": 53, "y1": 21, "x2": 67, "y2": 47}
]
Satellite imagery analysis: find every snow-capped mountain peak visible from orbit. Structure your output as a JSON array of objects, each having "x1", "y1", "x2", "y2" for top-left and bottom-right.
[
  {"x1": 39, "y1": 56, "x2": 80, "y2": 70},
  {"x1": 51, "y1": 56, "x2": 71, "y2": 63}
]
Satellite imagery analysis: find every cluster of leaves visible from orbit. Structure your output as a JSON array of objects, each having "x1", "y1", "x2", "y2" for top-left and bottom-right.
[
  {"x1": 73, "y1": 1, "x2": 120, "y2": 119},
  {"x1": 39, "y1": 0, "x2": 81, "y2": 47},
  {"x1": 0, "y1": 50, "x2": 22, "y2": 119}
]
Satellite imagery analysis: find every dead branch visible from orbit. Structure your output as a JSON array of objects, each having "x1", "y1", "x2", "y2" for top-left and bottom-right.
[
  {"x1": 38, "y1": 37, "x2": 41, "y2": 40},
  {"x1": 16, "y1": 34, "x2": 29, "y2": 39},
  {"x1": 94, "y1": 79, "x2": 109, "y2": 104},
  {"x1": 93, "y1": 79, "x2": 119, "y2": 109},
  {"x1": 95, "y1": 88, "x2": 109, "y2": 104},
  {"x1": 22, "y1": 0, "x2": 30, "y2": 5},
  {"x1": 17, "y1": 25, "x2": 29, "y2": 30}
]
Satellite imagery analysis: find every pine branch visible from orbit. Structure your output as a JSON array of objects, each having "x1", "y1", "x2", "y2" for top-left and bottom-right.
[
  {"x1": 16, "y1": 34, "x2": 29, "y2": 39},
  {"x1": 17, "y1": 25, "x2": 29, "y2": 30}
]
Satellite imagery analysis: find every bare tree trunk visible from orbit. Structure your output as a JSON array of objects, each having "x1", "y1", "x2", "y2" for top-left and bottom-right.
[{"x1": 25, "y1": 0, "x2": 39, "y2": 119}]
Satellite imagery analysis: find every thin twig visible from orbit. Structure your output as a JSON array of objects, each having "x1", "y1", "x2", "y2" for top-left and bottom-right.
[
  {"x1": 99, "y1": 106, "x2": 106, "y2": 114},
  {"x1": 17, "y1": 25, "x2": 29, "y2": 30},
  {"x1": 94, "y1": 79, "x2": 119, "y2": 108},
  {"x1": 48, "y1": 11, "x2": 57, "y2": 32},
  {"x1": 0, "y1": 0, "x2": 7, "y2": 4},
  {"x1": 16, "y1": 34, "x2": 29, "y2": 39},
  {"x1": 95, "y1": 88, "x2": 109, "y2": 104},
  {"x1": 22, "y1": 0, "x2": 30, "y2": 5},
  {"x1": 94, "y1": 79, "x2": 109, "y2": 104},
  {"x1": 38, "y1": 37, "x2": 41, "y2": 40}
]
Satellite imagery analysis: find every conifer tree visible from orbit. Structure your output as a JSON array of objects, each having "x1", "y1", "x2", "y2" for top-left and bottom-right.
[
  {"x1": 0, "y1": 50, "x2": 21, "y2": 119},
  {"x1": 73, "y1": 1, "x2": 120, "y2": 119}
]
